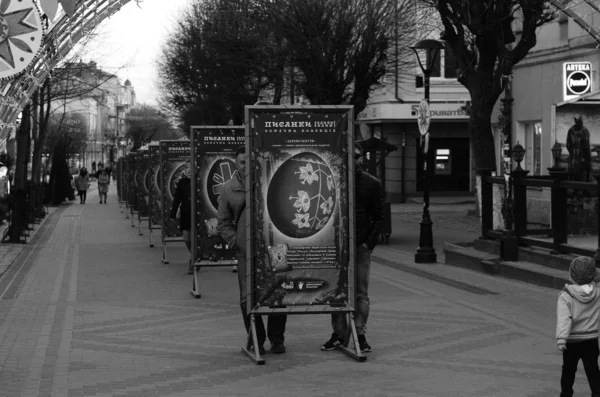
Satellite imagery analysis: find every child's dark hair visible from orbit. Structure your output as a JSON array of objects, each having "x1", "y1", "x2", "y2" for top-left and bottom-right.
[{"x1": 235, "y1": 145, "x2": 245, "y2": 157}]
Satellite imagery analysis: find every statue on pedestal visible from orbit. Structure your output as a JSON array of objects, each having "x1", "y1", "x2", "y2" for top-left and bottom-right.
[{"x1": 566, "y1": 116, "x2": 591, "y2": 182}]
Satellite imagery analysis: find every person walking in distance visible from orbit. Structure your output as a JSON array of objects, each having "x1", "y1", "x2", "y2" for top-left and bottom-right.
[
  {"x1": 218, "y1": 145, "x2": 287, "y2": 354},
  {"x1": 321, "y1": 144, "x2": 383, "y2": 353},
  {"x1": 556, "y1": 256, "x2": 600, "y2": 397},
  {"x1": 76, "y1": 167, "x2": 90, "y2": 204},
  {"x1": 97, "y1": 168, "x2": 110, "y2": 204}
]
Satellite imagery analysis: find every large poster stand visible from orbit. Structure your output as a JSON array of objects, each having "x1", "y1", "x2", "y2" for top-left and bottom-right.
[
  {"x1": 124, "y1": 154, "x2": 134, "y2": 220},
  {"x1": 117, "y1": 157, "x2": 126, "y2": 214},
  {"x1": 159, "y1": 140, "x2": 190, "y2": 264},
  {"x1": 129, "y1": 153, "x2": 139, "y2": 229},
  {"x1": 243, "y1": 105, "x2": 363, "y2": 365},
  {"x1": 136, "y1": 150, "x2": 150, "y2": 237},
  {"x1": 189, "y1": 125, "x2": 245, "y2": 298},
  {"x1": 147, "y1": 144, "x2": 161, "y2": 248}
]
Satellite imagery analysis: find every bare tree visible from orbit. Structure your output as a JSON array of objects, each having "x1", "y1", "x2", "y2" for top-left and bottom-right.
[
  {"x1": 125, "y1": 105, "x2": 179, "y2": 151},
  {"x1": 157, "y1": 0, "x2": 279, "y2": 127},
  {"x1": 29, "y1": 29, "x2": 128, "y2": 185},
  {"x1": 424, "y1": 0, "x2": 555, "y2": 170},
  {"x1": 259, "y1": 0, "x2": 420, "y2": 117}
]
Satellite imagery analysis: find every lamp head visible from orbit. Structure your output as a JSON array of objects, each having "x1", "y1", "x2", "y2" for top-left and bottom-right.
[{"x1": 410, "y1": 39, "x2": 446, "y2": 74}]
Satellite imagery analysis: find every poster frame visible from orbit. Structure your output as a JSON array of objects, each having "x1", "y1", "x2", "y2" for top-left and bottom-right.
[
  {"x1": 246, "y1": 105, "x2": 355, "y2": 315},
  {"x1": 147, "y1": 144, "x2": 161, "y2": 248},
  {"x1": 130, "y1": 152, "x2": 140, "y2": 228},
  {"x1": 136, "y1": 149, "x2": 150, "y2": 236},
  {"x1": 159, "y1": 140, "x2": 189, "y2": 264},
  {"x1": 244, "y1": 104, "x2": 362, "y2": 364},
  {"x1": 189, "y1": 125, "x2": 244, "y2": 298}
]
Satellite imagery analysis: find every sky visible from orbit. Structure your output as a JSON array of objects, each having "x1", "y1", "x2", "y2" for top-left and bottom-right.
[{"x1": 80, "y1": 0, "x2": 191, "y2": 106}]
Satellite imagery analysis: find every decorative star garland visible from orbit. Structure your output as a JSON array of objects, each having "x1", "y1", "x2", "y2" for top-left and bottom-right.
[{"x1": 0, "y1": 0, "x2": 44, "y2": 81}]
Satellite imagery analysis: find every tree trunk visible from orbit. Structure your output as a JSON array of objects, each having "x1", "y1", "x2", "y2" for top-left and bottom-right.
[
  {"x1": 14, "y1": 105, "x2": 31, "y2": 190},
  {"x1": 468, "y1": 83, "x2": 498, "y2": 172},
  {"x1": 10, "y1": 105, "x2": 31, "y2": 242}
]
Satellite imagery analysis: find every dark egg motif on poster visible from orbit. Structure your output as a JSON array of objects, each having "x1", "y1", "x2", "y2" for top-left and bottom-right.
[
  {"x1": 267, "y1": 152, "x2": 336, "y2": 238},
  {"x1": 143, "y1": 169, "x2": 151, "y2": 194},
  {"x1": 170, "y1": 162, "x2": 189, "y2": 199},
  {"x1": 206, "y1": 159, "x2": 236, "y2": 211}
]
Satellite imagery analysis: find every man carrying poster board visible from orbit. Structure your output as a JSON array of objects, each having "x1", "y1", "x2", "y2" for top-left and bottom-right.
[
  {"x1": 218, "y1": 145, "x2": 288, "y2": 354},
  {"x1": 321, "y1": 144, "x2": 383, "y2": 353}
]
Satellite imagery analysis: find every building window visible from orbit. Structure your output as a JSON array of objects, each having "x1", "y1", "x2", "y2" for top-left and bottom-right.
[
  {"x1": 435, "y1": 149, "x2": 452, "y2": 175},
  {"x1": 425, "y1": 49, "x2": 457, "y2": 79},
  {"x1": 559, "y1": 19, "x2": 568, "y2": 41},
  {"x1": 523, "y1": 121, "x2": 542, "y2": 175}
]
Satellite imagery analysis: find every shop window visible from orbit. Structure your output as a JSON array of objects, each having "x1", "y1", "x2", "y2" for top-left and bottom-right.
[
  {"x1": 524, "y1": 121, "x2": 542, "y2": 175},
  {"x1": 435, "y1": 148, "x2": 452, "y2": 175}
]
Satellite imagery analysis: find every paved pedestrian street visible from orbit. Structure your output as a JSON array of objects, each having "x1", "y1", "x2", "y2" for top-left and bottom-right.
[{"x1": 0, "y1": 189, "x2": 578, "y2": 396}]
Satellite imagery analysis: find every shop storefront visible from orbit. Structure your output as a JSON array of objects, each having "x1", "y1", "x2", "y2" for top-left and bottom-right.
[
  {"x1": 359, "y1": 101, "x2": 471, "y2": 202},
  {"x1": 510, "y1": 50, "x2": 600, "y2": 177}
]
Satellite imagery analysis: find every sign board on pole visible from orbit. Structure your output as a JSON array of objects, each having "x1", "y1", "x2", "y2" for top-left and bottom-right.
[
  {"x1": 417, "y1": 99, "x2": 431, "y2": 136},
  {"x1": 564, "y1": 62, "x2": 592, "y2": 101}
]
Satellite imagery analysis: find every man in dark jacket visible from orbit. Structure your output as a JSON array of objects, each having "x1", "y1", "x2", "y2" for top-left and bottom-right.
[
  {"x1": 217, "y1": 146, "x2": 287, "y2": 355},
  {"x1": 321, "y1": 144, "x2": 383, "y2": 353},
  {"x1": 170, "y1": 162, "x2": 193, "y2": 274}
]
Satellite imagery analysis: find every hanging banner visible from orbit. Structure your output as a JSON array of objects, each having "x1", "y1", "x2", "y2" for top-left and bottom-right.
[
  {"x1": 248, "y1": 106, "x2": 353, "y2": 310},
  {"x1": 191, "y1": 126, "x2": 245, "y2": 263},
  {"x1": 159, "y1": 140, "x2": 191, "y2": 239},
  {"x1": 136, "y1": 150, "x2": 150, "y2": 218},
  {"x1": 148, "y1": 145, "x2": 161, "y2": 227}
]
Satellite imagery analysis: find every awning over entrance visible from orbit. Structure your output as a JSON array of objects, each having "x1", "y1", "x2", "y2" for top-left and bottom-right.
[
  {"x1": 556, "y1": 90, "x2": 600, "y2": 107},
  {"x1": 356, "y1": 137, "x2": 398, "y2": 154}
]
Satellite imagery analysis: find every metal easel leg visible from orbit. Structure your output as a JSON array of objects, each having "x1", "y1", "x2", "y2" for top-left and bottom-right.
[
  {"x1": 190, "y1": 264, "x2": 201, "y2": 299},
  {"x1": 241, "y1": 314, "x2": 265, "y2": 365},
  {"x1": 161, "y1": 241, "x2": 169, "y2": 264},
  {"x1": 337, "y1": 312, "x2": 366, "y2": 362}
]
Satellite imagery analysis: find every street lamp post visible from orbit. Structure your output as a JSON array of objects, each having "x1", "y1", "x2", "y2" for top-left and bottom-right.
[{"x1": 410, "y1": 39, "x2": 445, "y2": 264}]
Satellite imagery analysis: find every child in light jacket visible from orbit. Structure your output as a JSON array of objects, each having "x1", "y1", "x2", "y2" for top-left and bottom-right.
[{"x1": 556, "y1": 256, "x2": 600, "y2": 397}]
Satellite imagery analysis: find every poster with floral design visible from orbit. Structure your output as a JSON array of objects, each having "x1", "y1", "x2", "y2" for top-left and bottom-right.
[
  {"x1": 191, "y1": 126, "x2": 245, "y2": 263},
  {"x1": 159, "y1": 141, "x2": 190, "y2": 239},
  {"x1": 248, "y1": 108, "x2": 352, "y2": 309}
]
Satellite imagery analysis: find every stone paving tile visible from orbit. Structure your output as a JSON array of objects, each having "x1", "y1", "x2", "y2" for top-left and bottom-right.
[{"x1": 0, "y1": 189, "x2": 583, "y2": 396}]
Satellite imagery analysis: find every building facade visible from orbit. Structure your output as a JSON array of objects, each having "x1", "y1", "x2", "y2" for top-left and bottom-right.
[
  {"x1": 502, "y1": 6, "x2": 600, "y2": 178},
  {"x1": 52, "y1": 62, "x2": 136, "y2": 172},
  {"x1": 358, "y1": 51, "x2": 471, "y2": 202}
]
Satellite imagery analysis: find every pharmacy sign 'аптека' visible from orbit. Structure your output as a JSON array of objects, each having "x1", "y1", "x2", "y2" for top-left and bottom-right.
[{"x1": 564, "y1": 62, "x2": 592, "y2": 101}]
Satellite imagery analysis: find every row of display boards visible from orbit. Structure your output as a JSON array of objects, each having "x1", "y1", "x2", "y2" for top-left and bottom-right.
[{"x1": 114, "y1": 105, "x2": 364, "y2": 364}]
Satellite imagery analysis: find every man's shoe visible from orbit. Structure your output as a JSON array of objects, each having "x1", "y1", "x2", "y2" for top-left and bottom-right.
[
  {"x1": 321, "y1": 333, "x2": 343, "y2": 351},
  {"x1": 358, "y1": 334, "x2": 371, "y2": 352},
  {"x1": 271, "y1": 342, "x2": 286, "y2": 354},
  {"x1": 232, "y1": 265, "x2": 238, "y2": 273}
]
